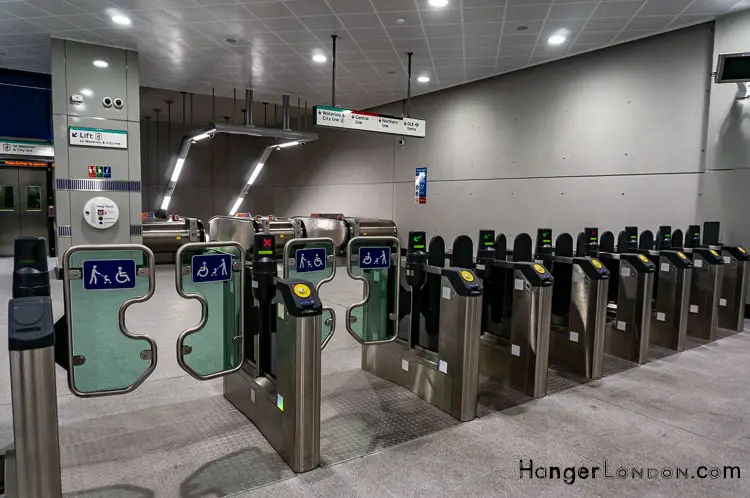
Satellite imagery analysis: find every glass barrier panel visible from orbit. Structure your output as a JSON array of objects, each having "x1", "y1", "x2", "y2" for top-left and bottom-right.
[
  {"x1": 26, "y1": 185, "x2": 42, "y2": 211},
  {"x1": 285, "y1": 240, "x2": 335, "y2": 288},
  {"x1": 67, "y1": 249, "x2": 152, "y2": 394},
  {"x1": 322, "y1": 308, "x2": 334, "y2": 346},
  {"x1": 285, "y1": 239, "x2": 335, "y2": 347},
  {"x1": 348, "y1": 239, "x2": 400, "y2": 342},
  {"x1": 180, "y1": 246, "x2": 243, "y2": 377},
  {"x1": 0, "y1": 185, "x2": 14, "y2": 210}
]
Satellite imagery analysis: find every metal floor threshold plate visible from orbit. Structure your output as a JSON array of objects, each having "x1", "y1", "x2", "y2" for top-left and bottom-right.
[{"x1": 60, "y1": 369, "x2": 461, "y2": 497}]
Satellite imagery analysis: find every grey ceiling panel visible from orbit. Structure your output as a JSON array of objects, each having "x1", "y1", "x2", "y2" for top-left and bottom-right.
[
  {"x1": 584, "y1": 16, "x2": 631, "y2": 32},
  {"x1": 463, "y1": 7, "x2": 505, "y2": 23},
  {"x1": 592, "y1": 1, "x2": 645, "y2": 18},
  {"x1": 625, "y1": 15, "x2": 674, "y2": 31},
  {"x1": 0, "y1": 0, "x2": 744, "y2": 107}
]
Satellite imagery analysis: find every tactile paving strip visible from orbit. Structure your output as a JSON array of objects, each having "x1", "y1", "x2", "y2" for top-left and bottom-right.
[
  {"x1": 602, "y1": 353, "x2": 638, "y2": 377},
  {"x1": 58, "y1": 369, "x2": 462, "y2": 496},
  {"x1": 319, "y1": 370, "x2": 460, "y2": 465}
]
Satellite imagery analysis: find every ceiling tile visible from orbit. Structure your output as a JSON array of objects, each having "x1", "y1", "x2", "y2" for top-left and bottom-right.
[
  {"x1": 392, "y1": 38, "x2": 428, "y2": 51},
  {"x1": 166, "y1": 7, "x2": 216, "y2": 22},
  {"x1": 612, "y1": 29, "x2": 654, "y2": 42},
  {"x1": 386, "y1": 25, "x2": 424, "y2": 39},
  {"x1": 379, "y1": 10, "x2": 421, "y2": 26},
  {"x1": 350, "y1": 26, "x2": 389, "y2": 41},
  {"x1": 430, "y1": 47, "x2": 464, "y2": 59},
  {"x1": 593, "y1": 1, "x2": 645, "y2": 18},
  {"x1": 299, "y1": 15, "x2": 343, "y2": 30},
  {"x1": 424, "y1": 24, "x2": 462, "y2": 38},
  {"x1": 465, "y1": 0, "x2": 508, "y2": 7},
  {"x1": 501, "y1": 33, "x2": 539, "y2": 46},
  {"x1": 371, "y1": 0, "x2": 418, "y2": 13},
  {"x1": 1, "y1": 1, "x2": 58, "y2": 17},
  {"x1": 465, "y1": 46, "x2": 498, "y2": 58},
  {"x1": 505, "y1": 4, "x2": 550, "y2": 22},
  {"x1": 668, "y1": 14, "x2": 713, "y2": 28},
  {"x1": 427, "y1": 36, "x2": 462, "y2": 49},
  {"x1": 244, "y1": 1, "x2": 293, "y2": 18},
  {"x1": 357, "y1": 38, "x2": 395, "y2": 51},
  {"x1": 548, "y1": 2, "x2": 598, "y2": 19},
  {"x1": 284, "y1": 0, "x2": 333, "y2": 17},
  {"x1": 326, "y1": 0, "x2": 374, "y2": 14},
  {"x1": 30, "y1": 1, "x2": 88, "y2": 16},
  {"x1": 464, "y1": 23, "x2": 502, "y2": 36},
  {"x1": 685, "y1": 0, "x2": 740, "y2": 15},
  {"x1": 625, "y1": 15, "x2": 674, "y2": 31},
  {"x1": 499, "y1": 44, "x2": 533, "y2": 56},
  {"x1": 464, "y1": 35, "x2": 499, "y2": 47},
  {"x1": 638, "y1": 0, "x2": 693, "y2": 16},
  {"x1": 276, "y1": 30, "x2": 320, "y2": 43},
  {"x1": 211, "y1": 4, "x2": 255, "y2": 21},
  {"x1": 575, "y1": 31, "x2": 617, "y2": 44},
  {"x1": 503, "y1": 19, "x2": 544, "y2": 34},
  {"x1": 339, "y1": 13, "x2": 383, "y2": 29},
  {"x1": 28, "y1": 16, "x2": 82, "y2": 31},
  {"x1": 61, "y1": 14, "x2": 113, "y2": 30},
  {"x1": 262, "y1": 17, "x2": 306, "y2": 30},
  {"x1": 463, "y1": 7, "x2": 505, "y2": 23},
  {"x1": 584, "y1": 17, "x2": 631, "y2": 32},
  {"x1": 420, "y1": 8, "x2": 461, "y2": 25}
]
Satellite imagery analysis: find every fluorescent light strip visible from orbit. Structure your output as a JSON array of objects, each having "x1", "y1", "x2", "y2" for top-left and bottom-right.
[
  {"x1": 229, "y1": 197, "x2": 244, "y2": 216},
  {"x1": 276, "y1": 141, "x2": 299, "y2": 148},
  {"x1": 192, "y1": 130, "x2": 215, "y2": 142},
  {"x1": 170, "y1": 158, "x2": 185, "y2": 182},
  {"x1": 246, "y1": 162, "x2": 265, "y2": 185},
  {"x1": 161, "y1": 195, "x2": 171, "y2": 210}
]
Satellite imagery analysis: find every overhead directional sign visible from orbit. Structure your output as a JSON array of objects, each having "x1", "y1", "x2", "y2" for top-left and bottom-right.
[
  {"x1": 83, "y1": 259, "x2": 136, "y2": 290},
  {"x1": 314, "y1": 106, "x2": 426, "y2": 138},
  {"x1": 295, "y1": 248, "x2": 327, "y2": 273},
  {"x1": 0, "y1": 140, "x2": 54, "y2": 157},
  {"x1": 359, "y1": 247, "x2": 391, "y2": 270},
  {"x1": 192, "y1": 253, "x2": 232, "y2": 283}
]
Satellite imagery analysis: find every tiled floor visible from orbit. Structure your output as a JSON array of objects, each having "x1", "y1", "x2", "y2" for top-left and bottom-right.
[{"x1": 1, "y1": 258, "x2": 749, "y2": 497}]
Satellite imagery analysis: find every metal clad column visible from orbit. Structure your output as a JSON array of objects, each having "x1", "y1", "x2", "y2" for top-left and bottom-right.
[{"x1": 51, "y1": 39, "x2": 142, "y2": 260}]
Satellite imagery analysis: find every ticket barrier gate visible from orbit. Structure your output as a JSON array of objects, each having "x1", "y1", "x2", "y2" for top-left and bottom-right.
[
  {"x1": 475, "y1": 231, "x2": 553, "y2": 398},
  {"x1": 684, "y1": 247, "x2": 724, "y2": 341},
  {"x1": 3, "y1": 239, "x2": 160, "y2": 498},
  {"x1": 534, "y1": 230, "x2": 609, "y2": 380},
  {"x1": 635, "y1": 227, "x2": 693, "y2": 352},
  {"x1": 351, "y1": 234, "x2": 482, "y2": 421},
  {"x1": 205, "y1": 234, "x2": 324, "y2": 473},
  {"x1": 717, "y1": 245, "x2": 749, "y2": 334},
  {"x1": 578, "y1": 227, "x2": 655, "y2": 365}
]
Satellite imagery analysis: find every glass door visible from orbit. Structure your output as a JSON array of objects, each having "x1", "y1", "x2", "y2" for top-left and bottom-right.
[
  {"x1": 0, "y1": 167, "x2": 20, "y2": 257},
  {"x1": 18, "y1": 167, "x2": 48, "y2": 254}
]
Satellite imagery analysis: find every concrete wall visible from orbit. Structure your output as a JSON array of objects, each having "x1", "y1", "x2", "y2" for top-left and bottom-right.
[
  {"x1": 248, "y1": 24, "x2": 714, "y2": 244},
  {"x1": 699, "y1": 8, "x2": 750, "y2": 246}
]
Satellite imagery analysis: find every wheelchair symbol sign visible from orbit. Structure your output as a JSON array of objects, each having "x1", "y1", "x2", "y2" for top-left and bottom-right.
[
  {"x1": 359, "y1": 247, "x2": 391, "y2": 269},
  {"x1": 295, "y1": 248, "x2": 327, "y2": 274},
  {"x1": 192, "y1": 253, "x2": 232, "y2": 283},
  {"x1": 83, "y1": 259, "x2": 137, "y2": 290}
]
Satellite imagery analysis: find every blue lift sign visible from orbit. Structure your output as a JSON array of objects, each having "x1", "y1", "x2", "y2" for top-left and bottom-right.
[
  {"x1": 82, "y1": 259, "x2": 137, "y2": 290},
  {"x1": 359, "y1": 247, "x2": 391, "y2": 269},
  {"x1": 295, "y1": 248, "x2": 327, "y2": 273},
  {"x1": 192, "y1": 253, "x2": 232, "y2": 283}
]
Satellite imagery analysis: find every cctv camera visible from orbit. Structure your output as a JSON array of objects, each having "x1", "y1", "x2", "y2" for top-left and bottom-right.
[{"x1": 299, "y1": 141, "x2": 307, "y2": 146}]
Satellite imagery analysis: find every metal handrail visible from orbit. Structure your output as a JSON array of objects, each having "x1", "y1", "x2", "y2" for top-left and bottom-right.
[
  {"x1": 174, "y1": 241, "x2": 245, "y2": 381},
  {"x1": 345, "y1": 236, "x2": 401, "y2": 345},
  {"x1": 62, "y1": 244, "x2": 158, "y2": 398},
  {"x1": 283, "y1": 237, "x2": 337, "y2": 349}
]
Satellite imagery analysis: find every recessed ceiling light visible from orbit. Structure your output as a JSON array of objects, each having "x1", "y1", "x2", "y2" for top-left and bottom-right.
[
  {"x1": 93, "y1": 60, "x2": 109, "y2": 68},
  {"x1": 516, "y1": 25, "x2": 530, "y2": 31},
  {"x1": 111, "y1": 14, "x2": 131, "y2": 26},
  {"x1": 388, "y1": 70, "x2": 397, "y2": 75},
  {"x1": 429, "y1": 0, "x2": 449, "y2": 6},
  {"x1": 417, "y1": 75, "x2": 430, "y2": 83},
  {"x1": 548, "y1": 34, "x2": 567, "y2": 45},
  {"x1": 396, "y1": 17, "x2": 405, "y2": 25},
  {"x1": 312, "y1": 53, "x2": 327, "y2": 63},
  {"x1": 225, "y1": 37, "x2": 237, "y2": 44}
]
